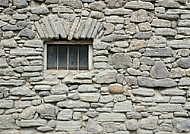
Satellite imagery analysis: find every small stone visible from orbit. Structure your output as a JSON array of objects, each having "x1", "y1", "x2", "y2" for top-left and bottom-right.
[
  {"x1": 31, "y1": 6, "x2": 49, "y2": 15},
  {"x1": 126, "y1": 119, "x2": 138, "y2": 131},
  {"x1": 19, "y1": 28, "x2": 35, "y2": 39},
  {"x1": 59, "y1": 0, "x2": 83, "y2": 8},
  {"x1": 177, "y1": 57, "x2": 190, "y2": 69},
  {"x1": 88, "y1": 1, "x2": 106, "y2": 11},
  {"x1": 139, "y1": 116, "x2": 158, "y2": 130},
  {"x1": 129, "y1": 39, "x2": 147, "y2": 51},
  {"x1": 13, "y1": 0, "x2": 28, "y2": 8},
  {"x1": 37, "y1": 104, "x2": 55, "y2": 119},
  {"x1": 130, "y1": 9, "x2": 149, "y2": 23},
  {"x1": 132, "y1": 88, "x2": 155, "y2": 97},
  {"x1": 57, "y1": 109, "x2": 73, "y2": 121},
  {"x1": 124, "y1": 1, "x2": 154, "y2": 10},
  {"x1": 113, "y1": 101, "x2": 133, "y2": 112}
]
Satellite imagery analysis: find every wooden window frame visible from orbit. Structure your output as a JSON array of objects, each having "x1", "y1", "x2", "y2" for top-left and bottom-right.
[{"x1": 44, "y1": 40, "x2": 93, "y2": 71}]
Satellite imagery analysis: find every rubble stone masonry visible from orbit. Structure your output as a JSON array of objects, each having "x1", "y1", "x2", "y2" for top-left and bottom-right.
[{"x1": 1, "y1": 0, "x2": 190, "y2": 133}]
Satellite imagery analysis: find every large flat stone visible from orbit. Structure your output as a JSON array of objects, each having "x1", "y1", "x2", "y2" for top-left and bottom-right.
[
  {"x1": 17, "y1": 119, "x2": 47, "y2": 127},
  {"x1": 56, "y1": 121, "x2": 81, "y2": 131},
  {"x1": 80, "y1": 93, "x2": 100, "y2": 102},
  {"x1": 113, "y1": 101, "x2": 133, "y2": 112},
  {"x1": 155, "y1": 104, "x2": 183, "y2": 112},
  {"x1": 138, "y1": 77, "x2": 177, "y2": 88},
  {"x1": 98, "y1": 113, "x2": 126, "y2": 122},
  {"x1": 0, "y1": 115, "x2": 14, "y2": 129},
  {"x1": 0, "y1": 100, "x2": 14, "y2": 108}
]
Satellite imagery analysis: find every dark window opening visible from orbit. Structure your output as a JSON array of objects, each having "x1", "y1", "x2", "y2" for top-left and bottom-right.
[{"x1": 47, "y1": 44, "x2": 89, "y2": 70}]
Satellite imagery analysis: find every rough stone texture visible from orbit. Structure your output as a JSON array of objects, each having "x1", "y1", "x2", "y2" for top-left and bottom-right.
[{"x1": 1, "y1": 0, "x2": 190, "y2": 133}]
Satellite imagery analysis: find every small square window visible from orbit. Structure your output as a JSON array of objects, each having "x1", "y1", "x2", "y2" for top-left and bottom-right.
[{"x1": 45, "y1": 41, "x2": 92, "y2": 70}]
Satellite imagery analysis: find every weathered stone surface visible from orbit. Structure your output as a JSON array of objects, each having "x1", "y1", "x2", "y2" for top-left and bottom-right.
[
  {"x1": 57, "y1": 100, "x2": 90, "y2": 108},
  {"x1": 177, "y1": 27, "x2": 190, "y2": 35},
  {"x1": 1, "y1": 38, "x2": 17, "y2": 48},
  {"x1": 0, "y1": 115, "x2": 14, "y2": 129},
  {"x1": 78, "y1": 85, "x2": 98, "y2": 93},
  {"x1": 19, "y1": 106, "x2": 36, "y2": 119},
  {"x1": 101, "y1": 34, "x2": 128, "y2": 42},
  {"x1": 170, "y1": 96, "x2": 186, "y2": 104},
  {"x1": 51, "y1": 84, "x2": 69, "y2": 95},
  {"x1": 87, "y1": 119, "x2": 103, "y2": 133},
  {"x1": 151, "y1": 19, "x2": 171, "y2": 27},
  {"x1": 88, "y1": 1, "x2": 106, "y2": 11},
  {"x1": 126, "y1": 119, "x2": 138, "y2": 131},
  {"x1": 177, "y1": 58, "x2": 190, "y2": 69},
  {"x1": 0, "y1": 79, "x2": 25, "y2": 86},
  {"x1": 113, "y1": 101, "x2": 133, "y2": 112},
  {"x1": 24, "y1": 40, "x2": 43, "y2": 48},
  {"x1": 155, "y1": 104, "x2": 183, "y2": 112},
  {"x1": 104, "y1": 8, "x2": 132, "y2": 16},
  {"x1": 139, "y1": 116, "x2": 158, "y2": 130},
  {"x1": 80, "y1": 93, "x2": 100, "y2": 102},
  {"x1": 98, "y1": 113, "x2": 126, "y2": 122},
  {"x1": 31, "y1": 6, "x2": 49, "y2": 15},
  {"x1": 10, "y1": 48, "x2": 41, "y2": 56},
  {"x1": 93, "y1": 70, "x2": 117, "y2": 84},
  {"x1": 52, "y1": 6, "x2": 73, "y2": 13},
  {"x1": 150, "y1": 61, "x2": 169, "y2": 79},
  {"x1": 148, "y1": 36, "x2": 166, "y2": 47},
  {"x1": 57, "y1": 109, "x2": 73, "y2": 121},
  {"x1": 130, "y1": 9, "x2": 149, "y2": 23},
  {"x1": 0, "y1": 100, "x2": 14, "y2": 108},
  {"x1": 0, "y1": 58, "x2": 8, "y2": 68},
  {"x1": 168, "y1": 40, "x2": 190, "y2": 49},
  {"x1": 59, "y1": 0, "x2": 83, "y2": 8},
  {"x1": 132, "y1": 88, "x2": 155, "y2": 96},
  {"x1": 109, "y1": 84, "x2": 123, "y2": 94},
  {"x1": 44, "y1": 95, "x2": 67, "y2": 102},
  {"x1": 134, "y1": 31, "x2": 153, "y2": 39},
  {"x1": 137, "y1": 77, "x2": 177, "y2": 87},
  {"x1": 17, "y1": 119, "x2": 47, "y2": 127},
  {"x1": 144, "y1": 48, "x2": 173, "y2": 57},
  {"x1": 37, "y1": 104, "x2": 55, "y2": 119},
  {"x1": 107, "y1": 0, "x2": 125, "y2": 8},
  {"x1": 13, "y1": 0, "x2": 28, "y2": 8},
  {"x1": 10, "y1": 86, "x2": 35, "y2": 96},
  {"x1": 155, "y1": 28, "x2": 177, "y2": 36},
  {"x1": 161, "y1": 88, "x2": 185, "y2": 96},
  {"x1": 174, "y1": 118, "x2": 190, "y2": 133},
  {"x1": 56, "y1": 121, "x2": 81, "y2": 131},
  {"x1": 0, "y1": 0, "x2": 9, "y2": 7},
  {"x1": 111, "y1": 53, "x2": 132, "y2": 69},
  {"x1": 125, "y1": 1, "x2": 154, "y2": 10}
]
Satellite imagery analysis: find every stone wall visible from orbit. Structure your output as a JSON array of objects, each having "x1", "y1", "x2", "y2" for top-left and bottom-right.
[{"x1": 1, "y1": 0, "x2": 190, "y2": 133}]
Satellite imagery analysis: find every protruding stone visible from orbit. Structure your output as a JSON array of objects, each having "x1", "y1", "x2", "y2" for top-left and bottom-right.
[
  {"x1": 37, "y1": 104, "x2": 55, "y2": 119},
  {"x1": 139, "y1": 116, "x2": 158, "y2": 130},
  {"x1": 132, "y1": 88, "x2": 155, "y2": 96},
  {"x1": 19, "y1": 28, "x2": 35, "y2": 39},
  {"x1": 88, "y1": 1, "x2": 106, "y2": 11},
  {"x1": 19, "y1": 106, "x2": 36, "y2": 119},
  {"x1": 150, "y1": 61, "x2": 169, "y2": 79},
  {"x1": 177, "y1": 58, "x2": 190, "y2": 69},
  {"x1": 0, "y1": 0, "x2": 9, "y2": 7},
  {"x1": 109, "y1": 84, "x2": 123, "y2": 94},
  {"x1": 1, "y1": 38, "x2": 17, "y2": 48},
  {"x1": 148, "y1": 36, "x2": 166, "y2": 48},
  {"x1": 57, "y1": 109, "x2": 73, "y2": 121}
]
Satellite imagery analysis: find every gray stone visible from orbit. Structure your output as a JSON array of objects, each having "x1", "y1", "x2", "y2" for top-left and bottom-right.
[
  {"x1": 94, "y1": 62, "x2": 110, "y2": 69},
  {"x1": 150, "y1": 61, "x2": 169, "y2": 79},
  {"x1": 113, "y1": 101, "x2": 133, "y2": 112},
  {"x1": 44, "y1": 95, "x2": 67, "y2": 102},
  {"x1": 93, "y1": 70, "x2": 117, "y2": 84},
  {"x1": 134, "y1": 31, "x2": 153, "y2": 39},
  {"x1": 56, "y1": 121, "x2": 81, "y2": 131},
  {"x1": 51, "y1": 84, "x2": 69, "y2": 95},
  {"x1": 37, "y1": 126, "x2": 54, "y2": 132},
  {"x1": 125, "y1": 1, "x2": 154, "y2": 10},
  {"x1": 19, "y1": 28, "x2": 35, "y2": 39},
  {"x1": 112, "y1": 53, "x2": 132, "y2": 69},
  {"x1": 155, "y1": 28, "x2": 177, "y2": 36},
  {"x1": 85, "y1": 111, "x2": 99, "y2": 118},
  {"x1": 174, "y1": 118, "x2": 190, "y2": 133},
  {"x1": 178, "y1": 77, "x2": 190, "y2": 86},
  {"x1": 131, "y1": 9, "x2": 149, "y2": 23},
  {"x1": 0, "y1": 58, "x2": 8, "y2": 68},
  {"x1": 59, "y1": 0, "x2": 83, "y2": 8},
  {"x1": 104, "y1": 123, "x2": 119, "y2": 133},
  {"x1": 88, "y1": 1, "x2": 106, "y2": 11},
  {"x1": 107, "y1": 0, "x2": 125, "y2": 8},
  {"x1": 87, "y1": 119, "x2": 103, "y2": 134},
  {"x1": 0, "y1": 79, "x2": 25, "y2": 86},
  {"x1": 127, "y1": 112, "x2": 142, "y2": 119},
  {"x1": 99, "y1": 95, "x2": 113, "y2": 103},
  {"x1": 12, "y1": 14, "x2": 27, "y2": 20},
  {"x1": 1, "y1": 130, "x2": 20, "y2": 134},
  {"x1": 148, "y1": 36, "x2": 166, "y2": 47},
  {"x1": 37, "y1": 104, "x2": 55, "y2": 119},
  {"x1": 170, "y1": 96, "x2": 186, "y2": 104},
  {"x1": 161, "y1": 88, "x2": 185, "y2": 96},
  {"x1": 17, "y1": 119, "x2": 47, "y2": 127},
  {"x1": 168, "y1": 40, "x2": 190, "y2": 49},
  {"x1": 13, "y1": 0, "x2": 28, "y2": 8},
  {"x1": 1, "y1": 38, "x2": 17, "y2": 48},
  {"x1": 57, "y1": 109, "x2": 73, "y2": 121},
  {"x1": 138, "y1": 77, "x2": 177, "y2": 87},
  {"x1": 57, "y1": 100, "x2": 90, "y2": 108},
  {"x1": 78, "y1": 85, "x2": 98, "y2": 93},
  {"x1": 80, "y1": 93, "x2": 100, "y2": 102},
  {"x1": 155, "y1": 104, "x2": 183, "y2": 112},
  {"x1": 10, "y1": 86, "x2": 35, "y2": 96},
  {"x1": 177, "y1": 58, "x2": 190, "y2": 69},
  {"x1": 101, "y1": 34, "x2": 128, "y2": 42},
  {"x1": 126, "y1": 119, "x2": 138, "y2": 131},
  {"x1": 0, "y1": 99, "x2": 13, "y2": 108},
  {"x1": 170, "y1": 68, "x2": 185, "y2": 78},
  {"x1": 143, "y1": 48, "x2": 173, "y2": 57},
  {"x1": 45, "y1": 0, "x2": 58, "y2": 3},
  {"x1": 31, "y1": 6, "x2": 49, "y2": 15},
  {"x1": 0, "y1": 115, "x2": 14, "y2": 129},
  {"x1": 139, "y1": 116, "x2": 158, "y2": 130},
  {"x1": 151, "y1": 19, "x2": 171, "y2": 27},
  {"x1": 140, "y1": 57, "x2": 154, "y2": 65},
  {"x1": 177, "y1": 27, "x2": 190, "y2": 35},
  {"x1": 2, "y1": 24, "x2": 18, "y2": 31},
  {"x1": 24, "y1": 40, "x2": 43, "y2": 48},
  {"x1": 132, "y1": 88, "x2": 155, "y2": 96},
  {"x1": 0, "y1": 0, "x2": 9, "y2": 7},
  {"x1": 104, "y1": 8, "x2": 132, "y2": 16},
  {"x1": 137, "y1": 129, "x2": 153, "y2": 134},
  {"x1": 106, "y1": 16, "x2": 125, "y2": 24},
  {"x1": 19, "y1": 106, "x2": 36, "y2": 119},
  {"x1": 98, "y1": 113, "x2": 126, "y2": 122}
]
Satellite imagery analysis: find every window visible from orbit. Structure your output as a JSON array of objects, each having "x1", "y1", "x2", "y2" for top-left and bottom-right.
[{"x1": 45, "y1": 41, "x2": 92, "y2": 70}]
